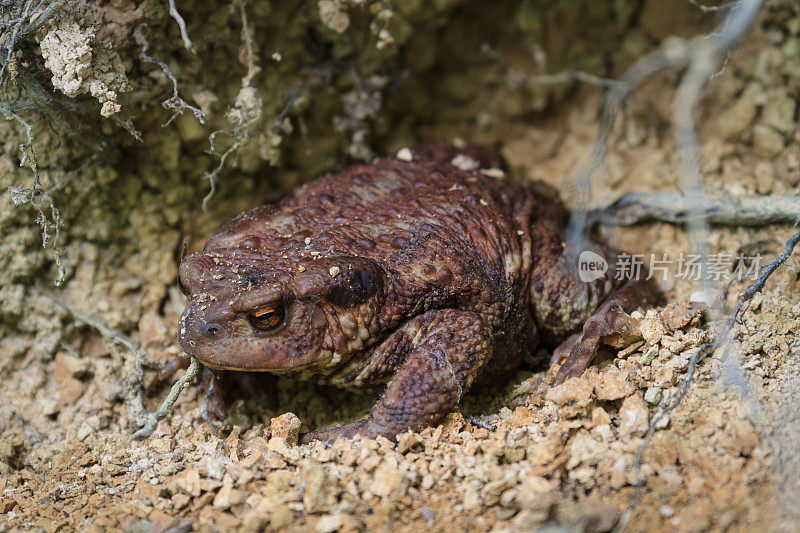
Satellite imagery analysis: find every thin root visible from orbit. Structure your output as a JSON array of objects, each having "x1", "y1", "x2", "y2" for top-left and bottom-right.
[{"x1": 135, "y1": 357, "x2": 201, "y2": 439}]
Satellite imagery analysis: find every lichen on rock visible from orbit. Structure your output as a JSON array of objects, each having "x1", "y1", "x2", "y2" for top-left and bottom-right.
[{"x1": 36, "y1": 1, "x2": 129, "y2": 117}]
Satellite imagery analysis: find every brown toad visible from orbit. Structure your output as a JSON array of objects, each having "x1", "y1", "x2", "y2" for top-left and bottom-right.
[{"x1": 177, "y1": 144, "x2": 658, "y2": 442}]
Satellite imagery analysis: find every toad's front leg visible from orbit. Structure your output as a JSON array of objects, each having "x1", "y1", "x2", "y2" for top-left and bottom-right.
[{"x1": 301, "y1": 309, "x2": 493, "y2": 443}]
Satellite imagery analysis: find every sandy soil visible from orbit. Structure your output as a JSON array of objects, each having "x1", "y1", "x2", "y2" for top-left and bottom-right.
[{"x1": 2, "y1": 1, "x2": 800, "y2": 532}]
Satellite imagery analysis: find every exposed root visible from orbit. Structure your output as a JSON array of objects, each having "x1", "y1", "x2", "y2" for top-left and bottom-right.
[
  {"x1": 135, "y1": 358, "x2": 201, "y2": 439},
  {"x1": 539, "y1": 1, "x2": 767, "y2": 528},
  {"x1": 729, "y1": 227, "x2": 800, "y2": 326},
  {"x1": 525, "y1": 69, "x2": 625, "y2": 89},
  {"x1": 37, "y1": 288, "x2": 151, "y2": 426},
  {"x1": 614, "y1": 343, "x2": 714, "y2": 533},
  {"x1": 134, "y1": 24, "x2": 206, "y2": 128},
  {"x1": 591, "y1": 193, "x2": 800, "y2": 227},
  {"x1": 168, "y1": 0, "x2": 195, "y2": 54},
  {"x1": 201, "y1": 0, "x2": 261, "y2": 210}
]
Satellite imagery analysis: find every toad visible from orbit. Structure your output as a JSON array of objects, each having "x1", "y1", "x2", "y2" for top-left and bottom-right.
[{"x1": 176, "y1": 143, "x2": 658, "y2": 442}]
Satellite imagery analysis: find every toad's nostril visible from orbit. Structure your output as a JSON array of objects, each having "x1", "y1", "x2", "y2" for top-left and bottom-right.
[{"x1": 206, "y1": 326, "x2": 218, "y2": 337}]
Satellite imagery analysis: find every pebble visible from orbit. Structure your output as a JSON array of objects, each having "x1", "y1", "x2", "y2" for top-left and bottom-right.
[
  {"x1": 761, "y1": 91, "x2": 796, "y2": 134},
  {"x1": 618, "y1": 395, "x2": 649, "y2": 438},
  {"x1": 754, "y1": 161, "x2": 776, "y2": 194},
  {"x1": 591, "y1": 370, "x2": 634, "y2": 401},
  {"x1": 753, "y1": 124, "x2": 785, "y2": 156},
  {"x1": 659, "y1": 303, "x2": 693, "y2": 330},
  {"x1": 639, "y1": 311, "x2": 668, "y2": 345},
  {"x1": 396, "y1": 147, "x2": 413, "y2": 161},
  {"x1": 644, "y1": 387, "x2": 662, "y2": 405},
  {"x1": 545, "y1": 376, "x2": 592, "y2": 405},
  {"x1": 715, "y1": 83, "x2": 758, "y2": 139},
  {"x1": 270, "y1": 413, "x2": 302, "y2": 445},
  {"x1": 316, "y1": 514, "x2": 342, "y2": 533}
]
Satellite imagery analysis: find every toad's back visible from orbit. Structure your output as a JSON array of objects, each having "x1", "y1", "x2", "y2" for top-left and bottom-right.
[{"x1": 280, "y1": 157, "x2": 537, "y2": 325}]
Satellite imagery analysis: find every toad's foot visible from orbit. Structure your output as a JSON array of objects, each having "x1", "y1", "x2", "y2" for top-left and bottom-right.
[
  {"x1": 553, "y1": 276, "x2": 659, "y2": 385},
  {"x1": 301, "y1": 309, "x2": 493, "y2": 443}
]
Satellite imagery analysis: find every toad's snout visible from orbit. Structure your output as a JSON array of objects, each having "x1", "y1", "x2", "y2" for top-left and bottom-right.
[{"x1": 178, "y1": 305, "x2": 234, "y2": 353}]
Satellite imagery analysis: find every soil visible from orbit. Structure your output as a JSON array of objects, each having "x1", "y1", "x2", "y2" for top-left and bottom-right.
[{"x1": 2, "y1": 1, "x2": 800, "y2": 532}]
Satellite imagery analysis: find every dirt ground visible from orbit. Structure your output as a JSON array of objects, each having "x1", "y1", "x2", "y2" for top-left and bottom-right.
[{"x1": 2, "y1": 1, "x2": 800, "y2": 532}]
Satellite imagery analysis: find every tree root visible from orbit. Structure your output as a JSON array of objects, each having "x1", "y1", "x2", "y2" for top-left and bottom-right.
[
  {"x1": 134, "y1": 358, "x2": 201, "y2": 439},
  {"x1": 37, "y1": 288, "x2": 151, "y2": 425},
  {"x1": 591, "y1": 193, "x2": 800, "y2": 227}
]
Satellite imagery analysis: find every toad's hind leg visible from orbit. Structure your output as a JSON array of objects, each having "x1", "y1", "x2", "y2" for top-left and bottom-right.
[
  {"x1": 552, "y1": 273, "x2": 660, "y2": 384},
  {"x1": 528, "y1": 206, "x2": 660, "y2": 384},
  {"x1": 300, "y1": 309, "x2": 493, "y2": 443}
]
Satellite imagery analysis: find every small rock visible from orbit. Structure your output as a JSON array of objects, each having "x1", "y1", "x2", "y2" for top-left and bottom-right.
[
  {"x1": 59, "y1": 377, "x2": 84, "y2": 405},
  {"x1": 732, "y1": 419, "x2": 760, "y2": 455},
  {"x1": 318, "y1": 0, "x2": 350, "y2": 33},
  {"x1": 512, "y1": 509, "x2": 548, "y2": 530},
  {"x1": 754, "y1": 161, "x2": 776, "y2": 194},
  {"x1": 753, "y1": 124, "x2": 785, "y2": 156},
  {"x1": 372, "y1": 464, "x2": 408, "y2": 499},
  {"x1": 660, "y1": 505, "x2": 675, "y2": 517},
  {"x1": 644, "y1": 387, "x2": 662, "y2": 405},
  {"x1": 664, "y1": 352, "x2": 690, "y2": 372},
  {"x1": 639, "y1": 311, "x2": 667, "y2": 345},
  {"x1": 659, "y1": 303, "x2": 693, "y2": 330},
  {"x1": 480, "y1": 167, "x2": 506, "y2": 178},
  {"x1": 1, "y1": 497, "x2": 18, "y2": 513},
  {"x1": 545, "y1": 376, "x2": 593, "y2": 405},
  {"x1": 591, "y1": 407, "x2": 612, "y2": 426},
  {"x1": 270, "y1": 413, "x2": 302, "y2": 445},
  {"x1": 53, "y1": 352, "x2": 92, "y2": 380},
  {"x1": 689, "y1": 289, "x2": 719, "y2": 307},
  {"x1": 654, "y1": 413, "x2": 670, "y2": 429},
  {"x1": 138, "y1": 312, "x2": 167, "y2": 345},
  {"x1": 99, "y1": 381, "x2": 123, "y2": 403},
  {"x1": 173, "y1": 468, "x2": 201, "y2": 497},
  {"x1": 148, "y1": 437, "x2": 174, "y2": 454},
  {"x1": 591, "y1": 370, "x2": 634, "y2": 401},
  {"x1": 76, "y1": 415, "x2": 103, "y2": 441},
  {"x1": 618, "y1": 394, "x2": 649, "y2": 438},
  {"x1": 715, "y1": 83, "x2": 758, "y2": 139},
  {"x1": 316, "y1": 514, "x2": 343, "y2": 533},
  {"x1": 302, "y1": 460, "x2": 332, "y2": 513},
  {"x1": 463, "y1": 484, "x2": 481, "y2": 510},
  {"x1": 503, "y1": 447, "x2": 525, "y2": 462},
  {"x1": 396, "y1": 147, "x2": 413, "y2": 161},
  {"x1": 556, "y1": 501, "x2": 620, "y2": 533},
  {"x1": 198, "y1": 456, "x2": 226, "y2": 480},
  {"x1": 450, "y1": 154, "x2": 479, "y2": 171},
  {"x1": 397, "y1": 432, "x2": 423, "y2": 453},
  {"x1": 40, "y1": 398, "x2": 61, "y2": 417},
  {"x1": 213, "y1": 475, "x2": 237, "y2": 509},
  {"x1": 761, "y1": 91, "x2": 796, "y2": 134}
]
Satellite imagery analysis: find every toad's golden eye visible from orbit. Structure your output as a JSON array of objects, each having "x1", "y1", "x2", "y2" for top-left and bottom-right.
[{"x1": 247, "y1": 303, "x2": 285, "y2": 331}]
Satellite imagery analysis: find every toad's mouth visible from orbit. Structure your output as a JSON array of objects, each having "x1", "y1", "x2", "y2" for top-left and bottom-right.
[{"x1": 185, "y1": 345, "x2": 329, "y2": 374}]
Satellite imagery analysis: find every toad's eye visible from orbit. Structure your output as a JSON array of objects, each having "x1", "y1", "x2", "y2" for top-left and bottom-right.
[{"x1": 247, "y1": 303, "x2": 285, "y2": 331}]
